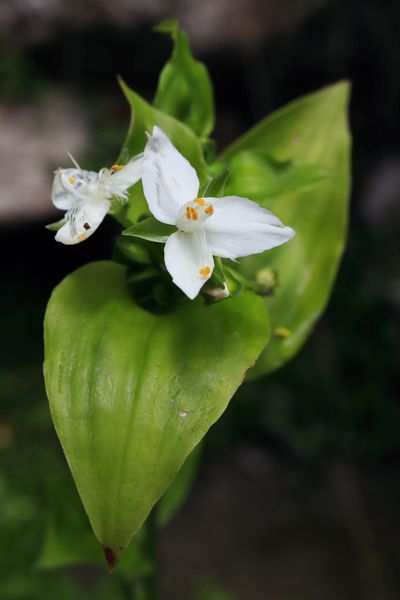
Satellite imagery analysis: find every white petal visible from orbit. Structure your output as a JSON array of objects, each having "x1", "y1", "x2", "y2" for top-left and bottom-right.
[
  {"x1": 164, "y1": 229, "x2": 214, "y2": 299},
  {"x1": 55, "y1": 200, "x2": 110, "y2": 245},
  {"x1": 51, "y1": 168, "x2": 99, "y2": 210},
  {"x1": 101, "y1": 153, "x2": 144, "y2": 199},
  {"x1": 142, "y1": 126, "x2": 199, "y2": 225},
  {"x1": 203, "y1": 196, "x2": 295, "y2": 259}
]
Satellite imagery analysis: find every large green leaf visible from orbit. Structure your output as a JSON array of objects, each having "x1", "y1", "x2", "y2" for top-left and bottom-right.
[
  {"x1": 153, "y1": 19, "x2": 215, "y2": 138},
  {"x1": 220, "y1": 81, "x2": 351, "y2": 377},
  {"x1": 114, "y1": 79, "x2": 210, "y2": 224},
  {"x1": 43, "y1": 261, "x2": 268, "y2": 567}
]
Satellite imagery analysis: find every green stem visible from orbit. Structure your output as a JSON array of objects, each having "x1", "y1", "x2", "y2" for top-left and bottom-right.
[{"x1": 127, "y1": 510, "x2": 159, "y2": 600}]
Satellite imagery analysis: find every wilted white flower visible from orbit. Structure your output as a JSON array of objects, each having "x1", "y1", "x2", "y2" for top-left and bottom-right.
[{"x1": 51, "y1": 154, "x2": 143, "y2": 244}]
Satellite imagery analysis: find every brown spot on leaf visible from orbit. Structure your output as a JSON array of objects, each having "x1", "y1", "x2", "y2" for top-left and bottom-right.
[{"x1": 103, "y1": 546, "x2": 117, "y2": 573}]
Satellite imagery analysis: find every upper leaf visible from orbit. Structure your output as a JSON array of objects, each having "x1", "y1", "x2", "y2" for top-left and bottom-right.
[
  {"x1": 153, "y1": 19, "x2": 215, "y2": 138},
  {"x1": 44, "y1": 261, "x2": 269, "y2": 567},
  {"x1": 219, "y1": 81, "x2": 351, "y2": 377},
  {"x1": 115, "y1": 79, "x2": 210, "y2": 224}
]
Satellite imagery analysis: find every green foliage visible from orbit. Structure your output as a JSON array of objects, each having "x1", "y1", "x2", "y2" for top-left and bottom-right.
[
  {"x1": 156, "y1": 444, "x2": 202, "y2": 527},
  {"x1": 123, "y1": 217, "x2": 176, "y2": 243},
  {"x1": 219, "y1": 82, "x2": 351, "y2": 377},
  {"x1": 114, "y1": 78, "x2": 210, "y2": 225},
  {"x1": 220, "y1": 152, "x2": 328, "y2": 201},
  {"x1": 153, "y1": 19, "x2": 215, "y2": 138},
  {"x1": 44, "y1": 261, "x2": 269, "y2": 565}
]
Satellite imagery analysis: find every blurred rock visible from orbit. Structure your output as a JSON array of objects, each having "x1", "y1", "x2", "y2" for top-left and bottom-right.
[
  {"x1": 0, "y1": 0, "x2": 315, "y2": 50},
  {"x1": 0, "y1": 92, "x2": 89, "y2": 222}
]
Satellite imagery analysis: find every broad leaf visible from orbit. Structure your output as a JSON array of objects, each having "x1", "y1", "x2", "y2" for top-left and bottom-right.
[
  {"x1": 153, "y1": 19, "x2": 215, "y2": 138},
  {"x1": 220, "y1": 81, "x2": 351, "y2": 377},
  {"x1": 44, "y1": 261, "x2": 269, "y2": 567},
  {"x1": 122, "y1": 217, "x2": 176, "y2": 243},
  {"x1": 222, "y1": 151, "x2": 328, "y2": 201}
]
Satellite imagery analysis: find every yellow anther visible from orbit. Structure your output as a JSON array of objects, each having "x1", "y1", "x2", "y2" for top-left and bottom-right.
[
  {"x1": 111, "y1": 164, "x2": 124, "y2": 171},
  {"x1": 199, "y1": 266, "x2": 211, "y2": 278},
  {"x1": 186, "y1": 206, "x2": 191, "y2": 220},
  {"x1": 77, "y1": 233, "x2": 89, "y2": 242},
  {"x1": 195, "y1": 197, "x2": 206, "y2": 206},
  {"x1": 205, "y1": 204, "x2": 214, "y2": 216},
  {"x1": 68, "y1": 177, "x2": 75, "y2": 184},
  {"x1": 191, "y1": 207, "x2": 198, "y2": 220},
  {"x1": 274, "y1": 326, "x2": 292, "y2": 339}
]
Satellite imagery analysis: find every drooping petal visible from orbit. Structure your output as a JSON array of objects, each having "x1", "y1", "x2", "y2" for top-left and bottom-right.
[
  {"x1": 142, "y1": 126, "x2": 199, "y2": 225},
  {"x1": 51, "y1": 168, "x2": 99, "y2": 210},
  {"x1": 203, "y1": 196, "x2": 295, "y2": 259},
  {"x1": 101, "y1": 153, "x2": 144, "y2": 200},
  {"x1": 164, "y1": 229, "x2": 214, "y2": 299},
  {"x1": 55, "y1": 200, "x2": 110, "y2": 245}
]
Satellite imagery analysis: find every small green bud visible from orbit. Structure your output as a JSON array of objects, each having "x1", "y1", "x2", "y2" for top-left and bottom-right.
[{"x1": 254, "y1": 268, "x2": 278, "y2": 296}]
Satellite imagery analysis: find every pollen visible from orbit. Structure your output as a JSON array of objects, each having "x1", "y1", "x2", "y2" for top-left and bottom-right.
[
  {"x1": 111, "y1": 164, "x2": 124, "y2": 171},
  {"x1": 199, "y1": 266, "x2": 211, "y2": 277},
  {"x1": 68, "y1": 177, "x2": 75, "y2": 184},
  {"x1": 205, "y1": 204, "x2": 214, "y2": 215},
  {"x1": 186, "y1": 207, "x2": 198, "y2": 220},
  {"x1": 195, "y1": 197, "x2": 206, "y2": 206}
]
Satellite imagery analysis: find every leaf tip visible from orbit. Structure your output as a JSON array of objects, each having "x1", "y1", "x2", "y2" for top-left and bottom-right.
[{"x1": 103, "y1": 546, "x2": 118, "y2": 573}]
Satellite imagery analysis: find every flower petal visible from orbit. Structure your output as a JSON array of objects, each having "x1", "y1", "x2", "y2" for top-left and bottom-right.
[
  {"x1": 101, "y1": 153, "x2": 144, "y2": 200},
  {"x1": 164, "y1": 229, "x2": 214, "y2": 299},
  {"x1": 55, "y1": 200, "x2": 110, "y2": 245},
  {"x1": 203, "y1": 196, "x2": 295, "y2": 259},
  {"x1": 51, "y1": 168, "x2": 99, "y2": 210},
  {"x1": 142, "y1": 126, "x2": 199, "y2": 225}
]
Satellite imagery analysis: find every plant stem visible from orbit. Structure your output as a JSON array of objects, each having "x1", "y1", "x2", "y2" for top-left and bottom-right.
[{"x1": 129, "y1": 509, "x2": 158, "y2": 600}]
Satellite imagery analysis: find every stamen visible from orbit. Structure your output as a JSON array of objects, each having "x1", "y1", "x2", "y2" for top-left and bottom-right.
[
  {"x1": 191, "y1": 207, "x2": 198, "y2": 220},
  {"x1": 68, "y1": 177, "x2": 75, "y2": 184},
  {"x1": 205, "y1": 204, "x2": 214, "y2": 215},
  {"x1": 111, "y1": 164, "x2": 124, "y2": 171},
  {"x1": 186, "y1": 206, "x2": 191, "y2": 220},
  {"x1": 195, "y1": 197, "x2": 206, "y2": 206},
  {"x1": 199, "y1": 266, "x2": 211, "y2": 278}
]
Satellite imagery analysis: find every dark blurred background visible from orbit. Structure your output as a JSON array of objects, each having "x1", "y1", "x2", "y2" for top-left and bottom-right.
[{"x1": 1, "y1": 1, "x2": 400, "y2": 598}]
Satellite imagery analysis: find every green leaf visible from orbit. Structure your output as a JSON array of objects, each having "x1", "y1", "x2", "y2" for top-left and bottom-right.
[
  {"x1": 222, "y1": 151, "x2": 328, "y2": 201},
  {"x1": 153, "y1": 19, "x2": 215, "y2": 137},
  {"x1": 122, "y1": 217, "x2": 176, "y2": 243},
  {"x1": 156, "y1": 443, "x2": 202, "y2": 528},
  {"x1": 116, "y1": 78, "x2": 210, "y2": 224},
  {"x1": 45, "y1": 218, "x2": 65, "y2": 232},
  {"x1": 37, "y1": 470, "x2": 153, "y2": 580},
  {"x1": 44, "y1": 261, "x2": 269, "y2": 567},
  {"x1": 220, "y1": 81, "x2": 351, "y2": 377}
]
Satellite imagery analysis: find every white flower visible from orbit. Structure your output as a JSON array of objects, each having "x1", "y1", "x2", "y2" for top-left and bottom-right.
[
  {"x1": 142, "y1": 126, "x2": 295, "y2": 299},
  {"x1": 51, "y1": 154, "x2": 143, "y2": 244}
]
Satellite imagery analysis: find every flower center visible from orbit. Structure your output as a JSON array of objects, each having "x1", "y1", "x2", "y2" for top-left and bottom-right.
[{"x1": 176, "y1": 198, "x2": 214, "y2": 232}]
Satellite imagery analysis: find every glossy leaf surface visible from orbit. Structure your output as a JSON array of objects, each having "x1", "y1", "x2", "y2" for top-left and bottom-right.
[
  {"x1": 44, "y1": 261, "x2": 269, "y2": 566},
  {"x1": 220, "y1": 82, "x2": 351, "y2": 377}
]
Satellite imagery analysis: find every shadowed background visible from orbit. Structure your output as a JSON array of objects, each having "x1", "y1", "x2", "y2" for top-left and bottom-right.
[{"x1": 1, "y1": 1, "x2": 399, "y2": 598}]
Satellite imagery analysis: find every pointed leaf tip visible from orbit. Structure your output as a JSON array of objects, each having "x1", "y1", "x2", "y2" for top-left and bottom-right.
[{"x1": 103, "y1": 546, "x2": 118, "y2": 572}]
